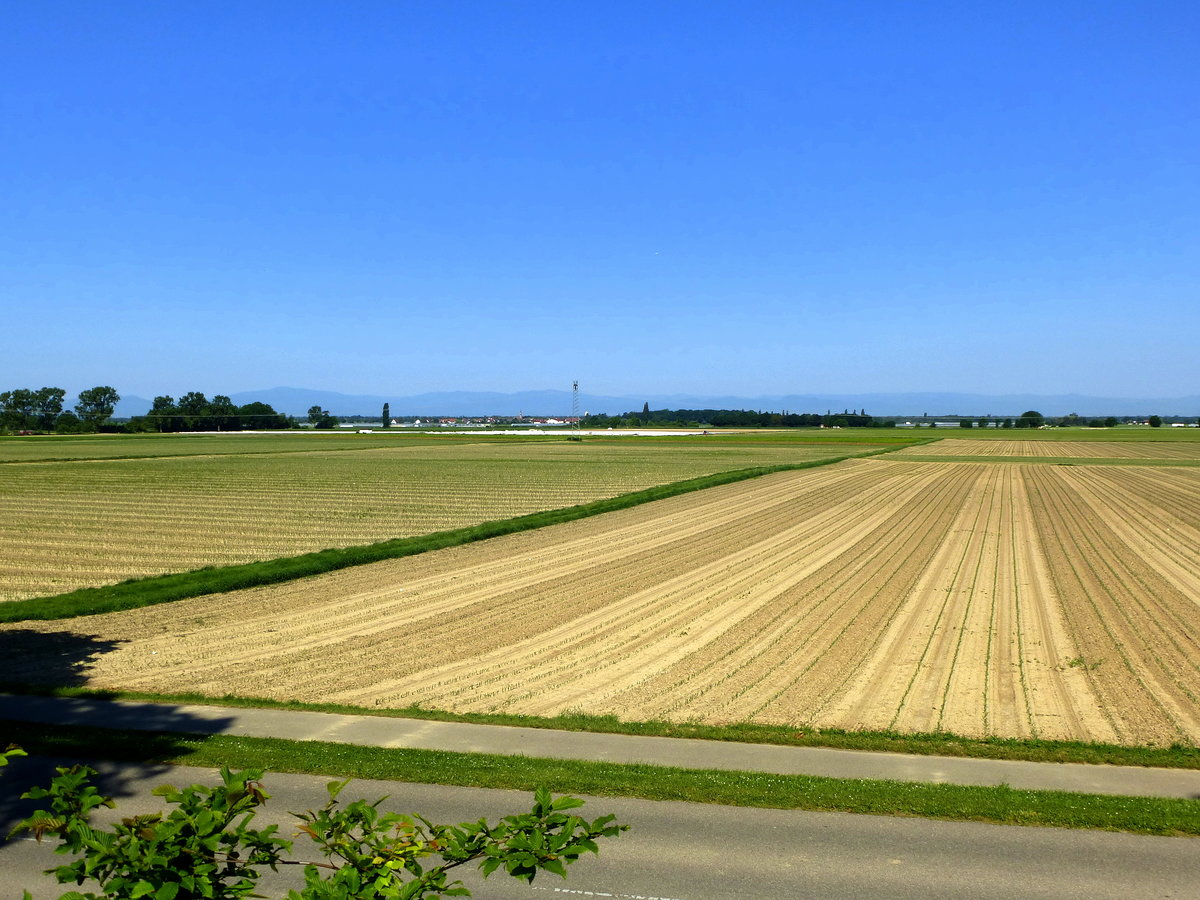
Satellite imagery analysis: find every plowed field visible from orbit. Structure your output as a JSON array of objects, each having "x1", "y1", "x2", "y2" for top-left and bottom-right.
[
  {"x1": 893, "y1": 439, "x2": 1200, "y2": 460},
  {"x1": 0, "y1": 439, "x2": 878, "y2": 601},
  {"x1": 9, "y1": 458, "x2": 1199, "y2": 746}
]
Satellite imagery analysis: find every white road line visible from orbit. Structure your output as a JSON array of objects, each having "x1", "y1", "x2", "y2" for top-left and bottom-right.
[{"x1": 531, "y1": 886, "x2": 688, "y2": 900}]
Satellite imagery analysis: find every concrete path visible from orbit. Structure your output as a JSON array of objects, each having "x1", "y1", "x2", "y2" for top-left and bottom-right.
[{"x1": 3, "y1": 694, "x2": 1199, "y2": 800}]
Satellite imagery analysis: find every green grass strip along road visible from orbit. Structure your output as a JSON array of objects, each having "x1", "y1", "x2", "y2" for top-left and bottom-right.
[
  {"x1": 1, "y1": 450, "x2": 899, "y2": 624},
  {"x1": 10, "y1": 686, "x2": 1197, "y2": 770},
  {"x1": 5, "y1": 721, "x2": 1198, "y2": 836}
]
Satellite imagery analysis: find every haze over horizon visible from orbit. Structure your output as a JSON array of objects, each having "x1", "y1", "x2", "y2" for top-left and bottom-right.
[{"x1": 3, "y1": 2, "x2": 1196, "y2": 400}]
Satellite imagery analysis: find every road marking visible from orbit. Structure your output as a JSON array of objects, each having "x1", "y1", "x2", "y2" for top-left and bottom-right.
[{"x1": 531, "y1": 887, "x2": 687, "y2": 900}]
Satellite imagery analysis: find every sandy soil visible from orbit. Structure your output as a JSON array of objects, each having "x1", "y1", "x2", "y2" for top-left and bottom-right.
[
  {"x1": 0, "y1": 441, "x2": 865, "y2": 601},
  {"x1": 893, "y1": 439, "x2": 1200, "y2": 459},
  {"x1": 8, "y1": 458, "x2": 1198, "y2": 746}
]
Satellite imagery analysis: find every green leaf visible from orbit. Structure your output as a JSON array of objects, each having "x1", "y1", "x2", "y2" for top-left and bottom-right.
[
  {"x1": 325, "y1": 778, "x2": 351, "y2": 800},
  {"x1": 477, "y1": 854, "x2": 501, "y2": 878}
]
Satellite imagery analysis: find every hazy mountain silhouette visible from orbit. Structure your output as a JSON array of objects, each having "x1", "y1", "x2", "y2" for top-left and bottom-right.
[{"x1": 229, "y1": 387, "x2": 1200, "y2": 418}]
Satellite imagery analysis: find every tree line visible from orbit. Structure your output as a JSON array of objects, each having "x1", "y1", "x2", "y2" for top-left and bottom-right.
[
  {"x1": 0, "y1": 385, "x2": 296, "y2": 433},
  {"x1": 132, "y1": 393, "x2": 293, "y2": 431},
  {"x1": 0, "y1": 385, "x2": 120, "y2": 433},
  {"x1": 581, "y1": 408, "x2": 1182, "y2": 430},
  {"x1": 582, "y1": 407, "x2": 885, "y2": 428}
]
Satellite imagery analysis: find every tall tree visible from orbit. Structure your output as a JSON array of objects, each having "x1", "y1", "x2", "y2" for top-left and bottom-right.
[
  {"x1": 177, "y1": 391, "x2": 210, "y2": 431},
  {"x1": 33, "y1": 387, "x2": 65, "y2": 430},
  {"x1": 209, "y1": 395, "x2": 239, "y2": 431},
  {"x1": 382, "y1": 402, "x2": 390, "y2": 428},
  {"x1": 149, "y1": 395, "x2": 182, "y2": 432},
  {"x1": 74, "y1": 386, "x2": 120, "y2": 430},
  {"x1": 0, "y1": 388, "x2": 37, "y2": 430}
]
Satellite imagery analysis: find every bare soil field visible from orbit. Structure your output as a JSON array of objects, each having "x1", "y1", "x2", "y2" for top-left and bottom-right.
[
  {"x1": 892, "y1": 438, "x2": 1200, "y2": 460},
  {"x1": 0, "y1": 439, "x2": 878, "y2": 601},
  {"x1": 8, "y1": 458, "x2": 1198, "y2": 746}
]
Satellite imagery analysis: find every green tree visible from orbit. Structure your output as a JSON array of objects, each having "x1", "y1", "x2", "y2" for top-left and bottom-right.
[
  {"x1": 958, "y1": 419, "x2": 973, "y2": 428},
  {"x1": 0, "y1": 388, "x2": 37, "y2": 430},
  {"x1": 382, "y1": 402, "x2": 390, "y2": 428},
  {"x1": 54, "y1": 410, "x2": 86, "y2": 433},
  {"x1": 1015, "y1": 410, "x2": 1044, "y2": 429},
  {"x1": 209, "y1": 395, "x2": 239, "y2": 431},
  {"x1": 239, "y1": 401, "x2": 289, "y2": 430},
  {"x1": 1104, "y1": 417, "x2": 1118, "y2": 428},
  {"x1": 149, "y1": 395, "x2": 183, "y2": 432},
  {"x1": 308, "y1": 405, "x2": 338, "y2": 429},
  {"x1": 178, "y1": 391, "x2": 210, "y2": 431},
  {"x1": 13, "y1": 764, "x2": 624, "y2": 900},
  {"x1": 33, "y1": 387, "x2": 66, "y2": 430},
  {"x1": 1149, "y1": 415, "x2": 1162, "y2": 427},
  {"x1": 74, "y1": 386, "x2": 121, "y2": 430}
]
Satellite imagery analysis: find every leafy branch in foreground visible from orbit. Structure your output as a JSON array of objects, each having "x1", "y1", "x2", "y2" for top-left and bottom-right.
[
  {"x1": 9, "y1": 763, "x2": 626, "y2": 900},
  {"x1": 292, "y1": 782, "x2": 622, "y2": 899}
]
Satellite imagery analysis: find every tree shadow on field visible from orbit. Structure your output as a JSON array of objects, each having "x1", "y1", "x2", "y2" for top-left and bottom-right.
[
  {"x1": 0, "y1": 628, "x2": 123, "y2": 690},
  {"x1": 0, "y1": 630, "x2": 236, "y2": 838}
]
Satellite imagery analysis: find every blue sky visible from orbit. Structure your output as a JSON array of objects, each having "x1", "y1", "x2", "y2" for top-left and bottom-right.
[{"x1": 3, "y1": 1, "x2": 1196, "y2": 400}]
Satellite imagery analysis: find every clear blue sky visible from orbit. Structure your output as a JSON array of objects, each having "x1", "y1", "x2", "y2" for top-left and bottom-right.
[{"x1": 3, "y1": 1, "x2": 1196, "y2": 400}]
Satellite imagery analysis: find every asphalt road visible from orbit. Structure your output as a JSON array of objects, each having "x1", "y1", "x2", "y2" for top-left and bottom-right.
[
  {"x1": 3, "y1": 758, "x2": 1197, "y2": 900},
  {"x1": 5, "y1": 695, "x2": 1199, "y2": 798}
]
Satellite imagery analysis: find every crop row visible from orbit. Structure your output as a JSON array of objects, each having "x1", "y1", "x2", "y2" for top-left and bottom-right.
[
  {"x1": 6, "y1": 457, "x2": 1195, "y2": 746},
  {"x1": 895, "y1": 439, "x2": 1200, "y2": 460},
  {"x1": 0, "y1": 440, "x2": 876, "y2": 600}
]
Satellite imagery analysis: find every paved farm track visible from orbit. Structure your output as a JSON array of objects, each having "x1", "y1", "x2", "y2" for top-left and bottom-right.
[{"x1": 8, "y1": 458, "x2": 1198, "y2": 746}]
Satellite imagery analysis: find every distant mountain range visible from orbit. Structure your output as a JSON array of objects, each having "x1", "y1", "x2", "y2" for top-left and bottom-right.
[{"x1": 111, "y1": 387, "x2": 1200, "y2": 419}]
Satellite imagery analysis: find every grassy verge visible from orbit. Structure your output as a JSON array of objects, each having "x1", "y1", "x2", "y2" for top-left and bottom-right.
[
  {"x1": 4, "y1": 720, "x2": 1197, "y2": 835},
  {"x1": 1, "y1": 450, "x2": 896, "y2": 624},
  {"x1": 7, "y1": 686, "x2": 1197, "y2": 770}
]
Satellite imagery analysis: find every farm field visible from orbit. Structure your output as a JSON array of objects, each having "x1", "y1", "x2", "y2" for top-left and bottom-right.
[
  {"x1": 892, "y1": 438, "x2": 1200, "y2": 461},
  {"x1": 912, "y1": 427, "x2": 1200, "y2": 442},
  {"x1": 7, "y1": 453, "x2": 1198, "y2": 747},
  {"x1": 0, "y1": 434, "x2": 888, "y2": 601},
  {"x1": 0, "y1": 432, "x2": 506, "y2": 463}
]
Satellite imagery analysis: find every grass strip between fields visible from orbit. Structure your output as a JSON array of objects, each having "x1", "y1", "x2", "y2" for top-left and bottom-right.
[
  {"x1": 3, "y1": 720, "x2": 1197, "y2": 836},
  {"x1": 8, "y1": 686, "x2": 1197, "y2": 770},
  {"x1": 1, "y1": 450, "x2": 898, "y2": 623}
]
